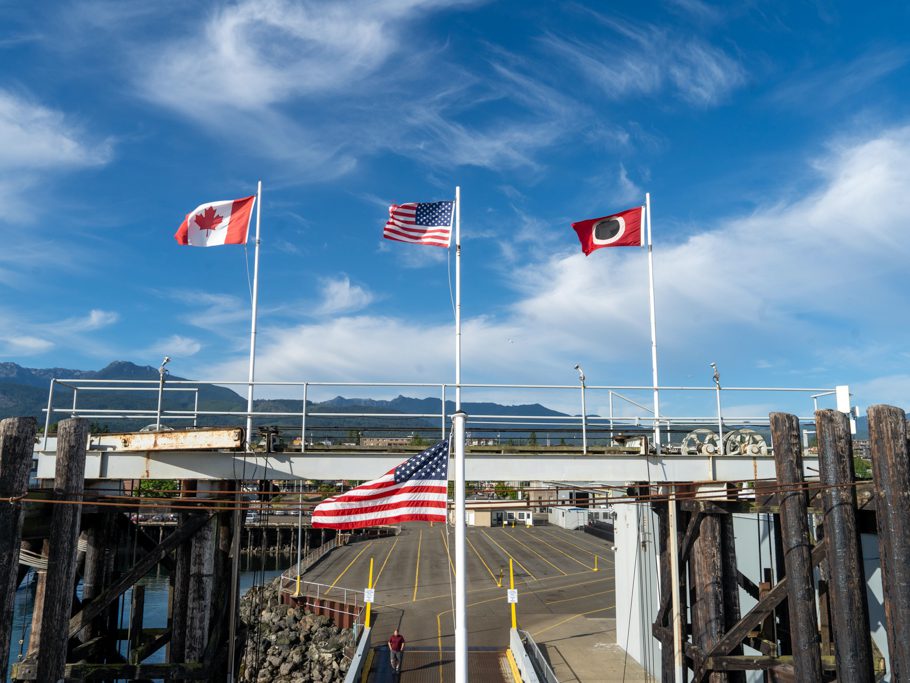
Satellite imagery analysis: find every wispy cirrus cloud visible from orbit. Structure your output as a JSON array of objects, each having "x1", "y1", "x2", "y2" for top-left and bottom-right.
[
  {"x1": 0, "y1": 89, "x2": 113, "y2": 226},
  {"x1": 0, "y1": 307, "x2": 120, "y2": 359},
  {"x1": 769, "y1": 47, "x2": 909, "y2": 109},
  {"x1": 144, "y1": 334, "x2": 203, "y2": 358},
  {"x1": 542, "y1": 14, "x2": 746, "y2": 107}
]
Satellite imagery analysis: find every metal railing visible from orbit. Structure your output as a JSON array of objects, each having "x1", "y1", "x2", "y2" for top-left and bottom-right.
[
  {"x1": 518, "y1": 629, "x2": 559, "y2": 683},
  {"x1": 39, "y1": 376, "x2": 851, "y2": 454}
]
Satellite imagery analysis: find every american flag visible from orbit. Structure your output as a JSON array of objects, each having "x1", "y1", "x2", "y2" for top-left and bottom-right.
[
  {"x1": 383, "y1": 200, "x2": 454, "y2": 248},
  {"x1": 312, "y1": 440, "x2": 449, "y2": 529}
]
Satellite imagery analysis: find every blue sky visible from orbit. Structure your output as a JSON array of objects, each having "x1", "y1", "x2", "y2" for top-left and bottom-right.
[{"x1": 1, "y1": 0, "x2": 909, "y2": 417}]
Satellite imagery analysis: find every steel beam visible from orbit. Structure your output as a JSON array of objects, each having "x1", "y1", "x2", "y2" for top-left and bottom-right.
[{"x1": 35, "y1": 450, "x2": 821, "y2": 482}]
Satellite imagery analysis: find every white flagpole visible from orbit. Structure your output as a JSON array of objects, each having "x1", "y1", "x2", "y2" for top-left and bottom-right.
[
  {"x1": 229, "y1": 180, "x2": 261, "y2": 682},
  {"x1": 645, "y1": 192, "x2": 660, "y2": 454},
  {"x1": 453, "y1": 186, "x2": 468, "y2": 683},
  {"x1": 246, "y1": 180, "x2": 263, "y2": 445}
]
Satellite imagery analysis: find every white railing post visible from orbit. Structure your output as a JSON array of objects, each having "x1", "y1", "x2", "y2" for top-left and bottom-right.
[
  {"x1": 43, "y1": 379, "x2": 55, "y2": 450},
  {"x1": 301, "y1": 382, "x2": 308, "y2": 453}
]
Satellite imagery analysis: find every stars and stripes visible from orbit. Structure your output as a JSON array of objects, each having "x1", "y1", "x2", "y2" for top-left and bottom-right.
[
  {"x1": 383, "y1": 200, "x2": 454, "y2": 248},
  {"x1": 312, "y1": 440, "x2": 450, "y2": 529}
]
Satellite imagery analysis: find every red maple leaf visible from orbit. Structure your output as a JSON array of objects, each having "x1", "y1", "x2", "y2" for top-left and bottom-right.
[{"x1": 194, "y1": 206, "x2": 224, "y2": 232}]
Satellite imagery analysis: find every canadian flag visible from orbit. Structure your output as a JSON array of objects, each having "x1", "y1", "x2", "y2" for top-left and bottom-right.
[{"x1": 174, "y1": 196, "x2": 256, "y2": 247}]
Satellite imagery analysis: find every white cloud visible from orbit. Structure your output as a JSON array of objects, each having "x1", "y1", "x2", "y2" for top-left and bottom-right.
[
  {"x1": 0, "y1": 307, "x2": 119, "y2": 362},
  {"x1": 0, "y1": 90, "x2": 112, "y2": 225},
  {"x1": 0, "y1": 335, "x2": 54, "y2": 355},
  {"x1": 316, "y1": 275, "x2": 375, "y2": 316},
  {"x1": 145, "y1": 334, "x2": 202, "y2": 358},
  {"x1": 50, "y1": 309, "x2": 119, "y2": 334},
  {"x1": 0, "y1": 90, "x2": 112, "y2": 171}
]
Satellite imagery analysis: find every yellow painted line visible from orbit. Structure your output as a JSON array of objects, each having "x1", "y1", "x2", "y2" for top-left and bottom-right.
[
  {"x1": 360, "y1": 649, "x2": 374, "y2": 683},
  {"x1": 412, "y1": 529, "x2": 423, "y2": 601},
  {"x1": 385, "y1": 567, "x2": 599, "y2": 608},
  {"x1": 479, "y1": 529, "x2": 536, "y2": 580},
  {"x1": 506, "y1": 649, "x2": 522, "y2": 682},
  {"x1": 372, "y1": 536, "x2": 399, "y2": 589},
  {"x1": 440, "y1": 528, "x2": 456, "y2": 576},
  {"x1": 538, "y1": 527, "x2": 612, "y2": 556},
  {"x1": 466, "y1": 534, "x2": 500, "y2": 585},
  {"x1": 545, "y1": 587, "x2": 614, "y2": 605},
  {"x1": 437, "y1": 612, "x2": 444, "y2": 683},
  {"x1": 326, "y1": 541, "x2": 373, "y2": 594},
  {"x1": 530, "y1": 606, "x2": 610, "y2": 639},
  {"x1": 497, "y1": 529, "x2": 567, "y2": 576},
  {"x1": 523, "y1": 528, "x2": 596, "y2": 569}
]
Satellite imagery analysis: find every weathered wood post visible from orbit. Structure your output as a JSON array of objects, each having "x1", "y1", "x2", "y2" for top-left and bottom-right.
[
  {"x1": 867, "y1": 404, "x2": 910, "y2": 680},
  {"x1": 0, "y1": 417, "x2": 37, "y2": 680},
  {"x1": 185, "y1": 482, "x2": 218, "y2": 663},
  {"x1": 36, "y1": 418, "x2": 89, "y2": 682},
  {"x1": 769, "y1": 412, "x2": 822, "y2": 682},
  {"x1": 816, "y1": 409, "x2": 874, "y2": 681},
  {"x1": 653, "y1": 501, "x2": 675, "y2": 682},
  {"x1": 80, "y1": 487, "x2": 120, "y2": 645},
  {"x1": 690, "y1": 507, "x2": 743, "y2": 683},
  {"x1": 169, "y1": 479, "x2": 196, "y2": 664}
]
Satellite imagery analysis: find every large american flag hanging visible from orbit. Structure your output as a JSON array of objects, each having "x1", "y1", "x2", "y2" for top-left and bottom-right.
[
  {"x1": 312, "y1": 440, "x2": 449, "y2": 529},
  {"x1": 383, "y1": 201, "x2": 454, "y2": 248}
]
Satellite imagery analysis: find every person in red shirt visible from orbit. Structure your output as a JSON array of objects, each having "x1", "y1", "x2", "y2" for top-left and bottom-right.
[{"x1": 388, "y1": 629, "x2": 405, "y2": 673}]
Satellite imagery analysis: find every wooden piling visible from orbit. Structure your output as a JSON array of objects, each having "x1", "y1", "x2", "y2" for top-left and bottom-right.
[
  {"x1": 816, "y1": 409, "x2": 874, "y2": 681},
  {"x1": 35, "y1": 418, "x2": 89, "y2": 682},
  {"x1": 185, "y1": 483, "x2": 218, "y2": 662},
  {"x1": 692, "y1": 514, "x2": 727, "y2": 682},
  {"x1": 169, "y1": 479, "x2": 195, "y2": 664},
  {"x1": 653, "y1": 501, "x2": 675, "y2": 682},
  {"x1": 0, "y1": 417, "x2": 37, "y2": 680},
  {"x1": 769, "y1": 412, "x2": 822, "y2": 682},
  {"x1": 867, "y1": 404, "x2": 910, "y2": 680},
  {"x1": 80, "y1": 507, "x2": 120, "y2": 643},
  {"x1": 129, "y1": 585, "x2": 146, "y2": 663}
]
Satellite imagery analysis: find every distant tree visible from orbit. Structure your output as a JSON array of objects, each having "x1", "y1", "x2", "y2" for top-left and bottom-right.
[
  {"x1": 138, "y1": 479, "x2": 179, "y2": 498},
  {"x1": 494, "y1": 483, "x2": 517, "y2": 500},
  {"x1": 89, "y1": 421, "x2": 110, "y2": 434},
  {"x1": 854, "y1": 456, "x2": 872, "y2": 480},
  {"x1": 528, "y1": 431, "x2": 538, "y2": 446},
  {"x1": 409, "y1": 433, "x2": 428, "y2": 447}
]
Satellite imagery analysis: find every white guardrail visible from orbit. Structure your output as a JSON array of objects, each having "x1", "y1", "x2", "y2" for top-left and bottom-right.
[{"x1": 38, "y1": 376, "x2": 853, "y2": 455}]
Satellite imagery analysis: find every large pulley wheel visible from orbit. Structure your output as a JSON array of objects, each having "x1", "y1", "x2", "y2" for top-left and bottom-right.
[
  {"x1": 723, "y1": 428, "x2": 768, "y2": 456},
  {"x1": 680, "y1": 428, "x2": 721, "y2": 455}
]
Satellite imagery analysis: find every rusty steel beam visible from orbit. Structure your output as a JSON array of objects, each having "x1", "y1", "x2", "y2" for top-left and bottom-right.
[
  {"x1": 769, "y1": 412, "x2": 822, "y2": 683},
  {"x1": 816, "y1": 409, "x2": 874, "y2": 682}
]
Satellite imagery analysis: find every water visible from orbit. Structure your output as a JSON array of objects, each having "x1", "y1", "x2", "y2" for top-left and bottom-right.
[{"x1": 7, "y1": 554, "x2": 289, "y2": 681}]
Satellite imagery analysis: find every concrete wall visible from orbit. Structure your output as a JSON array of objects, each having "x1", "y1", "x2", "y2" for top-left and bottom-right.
[{"x1": 613, "y1": 502, "x2": 662, "y2": 677}]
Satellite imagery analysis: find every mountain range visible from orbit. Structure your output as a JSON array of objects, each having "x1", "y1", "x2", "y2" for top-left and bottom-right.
[{"x1": 0, "y1": 361, "x2": 566, "y2": 438}]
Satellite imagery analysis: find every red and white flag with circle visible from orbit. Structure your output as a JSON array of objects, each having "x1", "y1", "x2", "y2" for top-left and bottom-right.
[{"x1": 174, "y1": 196, "x2": 255, "y2": 247}]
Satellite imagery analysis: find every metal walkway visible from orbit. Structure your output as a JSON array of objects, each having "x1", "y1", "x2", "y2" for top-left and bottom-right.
[{"x1": 365, "y1": 646, "x2": 510, "y2": 683}]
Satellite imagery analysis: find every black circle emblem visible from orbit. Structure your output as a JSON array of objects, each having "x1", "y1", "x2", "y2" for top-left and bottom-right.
[{"x1": 592, "y1": 217, "x2": 625, "y2": 245}]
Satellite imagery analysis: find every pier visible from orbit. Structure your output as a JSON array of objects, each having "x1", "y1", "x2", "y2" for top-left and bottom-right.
[{"x1": 0, "y1": 377, "x2": 908, "y2": 681}]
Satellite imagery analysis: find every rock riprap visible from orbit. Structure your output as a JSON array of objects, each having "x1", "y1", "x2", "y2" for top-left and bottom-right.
[{"x1": 239, "y1": 577, "x2": 356, "y2": 683}]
